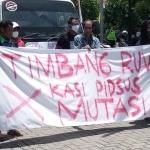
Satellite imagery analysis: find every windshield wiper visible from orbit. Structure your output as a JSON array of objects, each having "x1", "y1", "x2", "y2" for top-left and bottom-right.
[
  {"x1": 22, "y1": 33, "x2": 41, "y2": 39},
  {"x1": 22, "y1": 32, "x2": 65, "y2": 41},
  {"x1": 47, "y1": 33, "x2": 65, "y2": 41},
  {"x1": 22, "y1": 34, "x2": 59, "y2": 41}
]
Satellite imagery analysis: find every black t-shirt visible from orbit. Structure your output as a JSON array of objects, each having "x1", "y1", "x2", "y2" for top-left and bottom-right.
[
  {"x1": 132, "y1": 37, "x2": 139, "y2": 46},
  {"x1": 56, "y1": 32, "x2": 75, "y2": 49}
]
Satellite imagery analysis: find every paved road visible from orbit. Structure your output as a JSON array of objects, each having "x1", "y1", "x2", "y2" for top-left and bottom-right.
[{"x1": 0, "y1": 120, "x2": 150, "y2": 150}]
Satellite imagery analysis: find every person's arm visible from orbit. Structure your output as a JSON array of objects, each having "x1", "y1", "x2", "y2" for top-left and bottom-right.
[
  {"x1": 135, "y1": 40, "x2": 140, "y2": 46},
  {"x1": 18, "y1": 40, "x2": 25, "y2": 47},
  {"x1": 55, "y1": 35, "x2": 64, "y2": 49},
  {"x1": 74, "y1": 36, "x2": 82, "y2": 49}
]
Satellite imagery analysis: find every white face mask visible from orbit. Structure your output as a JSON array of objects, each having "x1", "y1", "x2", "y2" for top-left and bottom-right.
[
  {"x1": 136, "y1": 32, "x2": 141, "y2": 37},
  {"x1": 72, "y1": 25, "x2": 79, "y2": 33},
  {"x1": 12, "y1": 31, "x2": 19, "y2": 38}
]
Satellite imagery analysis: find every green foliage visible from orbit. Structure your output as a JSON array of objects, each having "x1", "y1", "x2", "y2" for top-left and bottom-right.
[
  {"x1": 71, "y1": 0, "x2": 150, "y2": 33},
  {"x1": 72, "y1": 0, "x2": 100, "y2": 20},
  {"x1": 104, "y1": 0, "x2": 150, "y2": 33}
]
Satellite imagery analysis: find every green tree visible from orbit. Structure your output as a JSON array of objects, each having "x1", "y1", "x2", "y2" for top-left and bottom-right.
[
  {"x1": 104, "y1": 0, "x2": 150, "y2": 33},
  {"x1": 72, "y1": 0, "x2": 100, "y2": 20},
  {"x1": 134, "y1": 0, "x2": 150, "y2": 21},
  {"x1": 71, "y1": 0, "x2": 150, "y2": 34}
]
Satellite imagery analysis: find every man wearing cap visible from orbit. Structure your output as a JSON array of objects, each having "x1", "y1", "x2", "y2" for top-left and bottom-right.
[
  {"x1": 12, "y1": 22, "x2": 25, "y2": 47},
  {"x1": 0, "y1": 19, "x2": 23, "y2": 142}
]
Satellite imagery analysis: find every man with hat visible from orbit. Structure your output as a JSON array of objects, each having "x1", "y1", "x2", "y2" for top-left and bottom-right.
[
  {"x1": 12, "y1": 22, "x2": 25, "y2": 47},
  {"x1": 0, "y1": 20, "x2": 23, "y2": 142}
]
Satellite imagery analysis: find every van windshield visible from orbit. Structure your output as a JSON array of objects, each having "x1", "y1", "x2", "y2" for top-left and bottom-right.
[{"x1": 2, "y1": 0, "x2": 78, "y2": 38}]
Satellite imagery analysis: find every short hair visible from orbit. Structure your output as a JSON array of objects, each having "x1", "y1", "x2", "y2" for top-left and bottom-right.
[
  {"x1": 0, "y1": 19, "x2": 13, "y2": 29},
  {"x1": 68, "y1": 17, "x2": 77, "y2": 25},
  {"x1": 83, "y1": 20, "x2": 94, "y2": 28}
]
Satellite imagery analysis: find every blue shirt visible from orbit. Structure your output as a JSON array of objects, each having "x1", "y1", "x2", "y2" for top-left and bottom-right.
[{"x1": 74, "y1": 33, "x2": 100, "y2": 49}]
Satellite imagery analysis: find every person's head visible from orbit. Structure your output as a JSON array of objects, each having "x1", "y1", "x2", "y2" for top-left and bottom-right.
[
  {"x1": 12, "y1": 22, "x2": 20, "y2": 38},
  {"x1": 0, "y1": 20, "x2": 13, "y2": 39},
  {"x1": 147, "y1": 20, "x2": 150, "y2": 39},
  {"x1": 68, "y1": 17, "x2": 79, "y2": 35},
  {"x1": 122, "y1": 30, "x2": 128, "y2": 38},
  {"x1": 112, "y1": 22, "x2": 117, "y2": 30},
  {"x1": 140, "y1": 19, "x2": 150, "y2": 39},
  {"x1": 83, "y1": 20, "x2": 93, "y2": 36}
]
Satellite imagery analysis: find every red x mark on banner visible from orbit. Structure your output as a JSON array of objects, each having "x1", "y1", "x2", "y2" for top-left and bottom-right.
[{"x1": 3, "y1": 86, "x2": 44, "y2": 122}]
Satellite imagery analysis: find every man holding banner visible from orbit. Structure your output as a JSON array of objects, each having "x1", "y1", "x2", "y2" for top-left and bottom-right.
[
  {"x1": 0, "y1": 20, "x2": 22, "y2": 141},
  {"x1": 74, "y1": 20, "x2": 100, "y2": 50},
  {"x1": 55, "y1": 17, "x2": 79, "y2": 49}
]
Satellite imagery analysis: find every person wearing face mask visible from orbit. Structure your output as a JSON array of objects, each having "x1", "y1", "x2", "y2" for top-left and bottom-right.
[
  {"x1": 132, "y1": 31, "x2": 141, "y2": 46},
  {"x1": 136, "y1": 19, "x2": 150, "y2": 45},
  {"x1": 12, "y1": 22, "x2": 25, "y2": 47},
  {"x1": 55, "y1": 17, "x2": 79, "y2": 49}
]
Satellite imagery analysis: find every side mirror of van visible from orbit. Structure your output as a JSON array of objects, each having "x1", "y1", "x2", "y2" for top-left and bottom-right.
[{"x1": 92, "y1": 20, "x2": 100, "y2": 35}]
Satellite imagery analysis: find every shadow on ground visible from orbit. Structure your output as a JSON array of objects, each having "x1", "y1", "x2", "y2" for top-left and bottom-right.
[{"x1": 0, "y1": 120, "x2": 150, "y2": 149}]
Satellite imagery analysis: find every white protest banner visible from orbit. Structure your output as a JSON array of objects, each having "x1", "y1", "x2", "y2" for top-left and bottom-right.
[{"x1": 0, "y1": 45, "x2": 150, "y2": 130}]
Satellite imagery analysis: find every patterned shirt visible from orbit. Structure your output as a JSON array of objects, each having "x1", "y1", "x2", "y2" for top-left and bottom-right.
[{"x1": 74, "y1": 33, "x2": 100, "y2": 49}]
